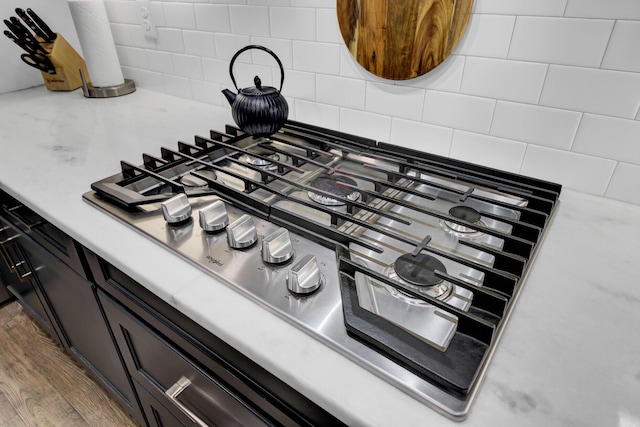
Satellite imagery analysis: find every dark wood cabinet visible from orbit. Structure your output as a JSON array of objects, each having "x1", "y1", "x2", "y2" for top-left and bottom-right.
[{"x1": 0, "y1": 190, "x2": 344, "y2": 427}]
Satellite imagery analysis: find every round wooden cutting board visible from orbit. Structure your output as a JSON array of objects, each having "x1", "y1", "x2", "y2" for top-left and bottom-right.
[{"x1": 337, "y1": 0, "x2": 474, "y2": 80}]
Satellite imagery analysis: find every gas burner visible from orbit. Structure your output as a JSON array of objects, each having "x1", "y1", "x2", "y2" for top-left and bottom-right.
[
  {"x1": 180, "y1": 172, "x2": 212, "y2": 189},
  {"x1": 240, "y1": 147, "x2": 280, "y2": 171},
  {"x1": 441, "y1": 205, "x2": 486, "y2": 238},
  {"x1": 307, "y1": 176, "x2": 360, "y2": 206},
  {"x1": 385, "y1": 253, "x2": 453, "y2": 300}
]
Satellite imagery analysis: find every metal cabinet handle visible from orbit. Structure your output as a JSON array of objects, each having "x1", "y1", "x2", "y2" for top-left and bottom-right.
[
  {"x1": 165, "y1": 377, "x2": 210, "y2": 427},
  {"x1": 0, "y1": 232, "x2": 20, "y2": 271},
  {"x1": 12, "y1": 259, "x2": 33, "y2": 282},
  {"x1": 3, "y1": 205, "x2": 42, "y2": 229},
  {"x1": 0, "y1": 231, "x2": 33, "y2": 282}
]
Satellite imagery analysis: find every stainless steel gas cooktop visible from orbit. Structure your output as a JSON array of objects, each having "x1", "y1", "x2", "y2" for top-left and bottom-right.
[{"x1": 83, "y1": 120, "x2": 561, "y2": 420}]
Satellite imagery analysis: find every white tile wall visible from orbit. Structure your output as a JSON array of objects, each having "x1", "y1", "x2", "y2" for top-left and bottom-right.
[
  {"x1": 422, "y1": 91, "x2": 495, "y2": 134},
  {"x1": 521, "y1": 146, "x2": 616, "y2": 195},
  {"x1": 605, "y1": 163, "x2": 640, "y2": 205},
  {"x1": 508, "y1": 17, "x2": 613, "y2": 67},
  {"x1": 475, "y1": 0, "x2": 567, "y2": 16},
  {"x1": 450, "y1": 131, "x2": 526, "y2": 173},
  {"x1": 601, "y1": 21, "x2": 640, "y2": 73},
  {"x1": 94, "y1": 0, "x2": 640, "y2": 205},
  {"x1": 573, "y1": 115, "x2": 640, "y2": 164},
  {"x1": 460, "y1": 57, "x2": 547, "y2": 103},
  {"x1": 490, "y1": 102, "x2": 580, "y2": 150},
  {"x1": 539, "y1": 66, "x2": 640, "y2": 118}
]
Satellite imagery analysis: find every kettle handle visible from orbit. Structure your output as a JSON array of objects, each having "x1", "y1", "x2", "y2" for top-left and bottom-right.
[{"x1": 229, "y1": 45, "x2": 285, "y2": 93}]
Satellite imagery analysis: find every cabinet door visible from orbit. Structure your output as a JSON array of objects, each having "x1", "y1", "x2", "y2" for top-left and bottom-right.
[
  {"x1": 98, "y1": 289, "x2": 272, "y2": 427},
  {"x1": 0, "y1": 217, "x2": 56, "y2": 338},
  {"x1": 136, "y1": 381, "x2": 184, "y2": 427},
  {"x1": 18, "y1": 237, "x2": 144, "y2": 425}
]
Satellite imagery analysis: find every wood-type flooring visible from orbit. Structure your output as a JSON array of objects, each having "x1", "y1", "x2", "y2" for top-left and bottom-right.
[{"x1": 0, "y1": 301, "x2": 139, "y2": 426}]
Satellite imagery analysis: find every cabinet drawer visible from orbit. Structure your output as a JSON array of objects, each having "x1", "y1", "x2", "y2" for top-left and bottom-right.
[
  {"x1": 0, "y1": 194, "x2": 86, "y2": 278},
  {"x1": 135, "y1": 380, "x2": 183, "y2": 427},
  {"x1": 98, "y1": 289, "x2": 272, "y2": 427}
]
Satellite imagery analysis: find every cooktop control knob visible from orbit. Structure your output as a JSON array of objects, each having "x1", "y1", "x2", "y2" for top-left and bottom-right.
[
  {"x1": 262, "y1": 227, "x2": 293, "y2": 264},
  {"x1": 226, "y1": 214, "x2": 257, "y2": 249},
  {"x1": 161, "y1": 193, "x2": 192, "y2": 225},
  {"x1": 287, "y1": 254, "x2": 321, "y2": 295},
  {"x1": 199, "y1": 200, "x2": 229, "y2": 232}
]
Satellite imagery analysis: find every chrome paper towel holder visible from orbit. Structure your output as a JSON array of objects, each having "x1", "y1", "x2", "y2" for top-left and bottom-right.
[{"x1": 79, "y1": 69, "x2": 135, "y2": 98}]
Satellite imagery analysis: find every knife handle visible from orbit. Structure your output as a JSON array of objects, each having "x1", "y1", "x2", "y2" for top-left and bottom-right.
[
  {"x1": 15, "y1": 8, "x2": 48, "y2": 42},
  {"x1": 26, "y1": 8, "x2": 57, "y2": 42}
]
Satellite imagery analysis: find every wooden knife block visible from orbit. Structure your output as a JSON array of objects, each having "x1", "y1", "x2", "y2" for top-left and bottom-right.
[{"x1": 40, "y1": 34, "x2": 90, "y2": 91}]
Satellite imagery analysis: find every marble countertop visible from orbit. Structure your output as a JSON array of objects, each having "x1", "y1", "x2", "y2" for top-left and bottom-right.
[{"x1": 1, "y1": 87, "x2": 639, "y2": 427}]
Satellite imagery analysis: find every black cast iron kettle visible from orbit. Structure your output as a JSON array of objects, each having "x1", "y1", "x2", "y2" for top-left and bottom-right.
[{"x1": 222, "y1": 45, "x2": 289, "y2": 137}]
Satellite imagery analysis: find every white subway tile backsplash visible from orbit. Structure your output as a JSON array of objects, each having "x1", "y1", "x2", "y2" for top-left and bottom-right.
[
  {"x1": 572, "y1": 114, "x2": 640, "y2": 164},
  {"x1": 172, "y1": 53, "x2": 204, "y2": 80},
  {"x1": 365, "y1": 82, "x2": 425, "y2": 121},
  {"x1": 293, "y1": 41, "x2": 340, "y2": 74},
  {"x1": 164, "y1": 3, "x2": 197, "y2": 30},
  {"x1": 602, "y1": 21, "x2": 640, "y2": 73},
  {"x1": 390, "y1": 119, "x2": 452, "y2": 157},
  {"x1": 508, "y1": 17, "x2": 613, "y2": 68},
  {"x1": 194, "y1": 5, "x2": 230, "y2": 32},
  {"x1": 294, "y1": 99, "x2": 339, "y2": 129},
  {"x1": 149, "y1": 2, "x2": 166, "y2": 27},
  {"x1": 163, "y1": 74, "x2": 193, "y2": 98},
  {"x1": 214, "y1": 33, "x2": 251, "y2": 60},
  {"x1": 450, "y1": 131, "x2": 526, "y2": 173},
  {"x1": 460, "y1": 57, "x2": 547, "y2": 103},
  {"x1": 105, "y1": 1, "x2": 138, "y2": 25},
  {"x1": 156, "y1": 28, "x2": 185, "y2": 53},
  {"x1": 540, "y1": 65, "x2": 640, "y2": 119},
  {"x1": 234, "y1": 64, "x2": 275, "y2": 88},
  {"x1": 280, "y1": 69, "x2": 315, "y2": 101},
  {"x1": 605, "y1": 163, "x2": 640, "y2": 205},
  {"x1": 190, "y1": 80, "x2": 223, "y2": 106},
  {"x1": 110, "y1": 23, "x2": 133, "y2": 46},
  {"x1": 490, "y1": 101, "x2": 580, "y2": 150},
  {"x1": 339, "y1": 108, "x2": 392, "y2": 142},
  {"x1": 136, "y1": 69, "x2": 165, "y2": 93},
  {"x1": 249, "y1": 37, "x2": 293, "y2": 68},
  {"x1": 202, "y1": 58, "x2": 230, "y2": 84},
  {"x1": 316, "y1": 75, "x2": 365, "y2": 109},
  {"x1": 520, "y1": 145, "x2": 616, "y2": 195},
  {"x1": 564, "y1": 0, "x2": 640, "y2": 20},
  {"x1": 229, "y1": 6, "x2": 270, "y2": 36},
  {"x1": 474, "y1": 0, "x2": 567, "y2": 16},
  {"x1": 116, "y1": 46, "x2": 148, "y2": 69},
  {"x1": 400, "y1": 55, "x2": 465, "y2": 93},
  {"x1": 422, "y1": 91, "x2": 495, "y2": 134},
  {"x1": 146, "y1": 50, "x2": 174, "y2": 73},
  {"x1": 270, "y1": 7, "x2": 315, "y2": 41},
  {"x1": 454, "y1": 14, "x2": 515, "y2": 58},
  {"x1": 316, "y1": 8, "x2": 342, "y2": 43},
  {"x1": 248, "y1": 0, "x2": 290, "y2": 5},
  {"x1": 183, "y1": 30, "x2": 216, "y2": 58},
  {"x1": 291, "y1": 0, "x2": 333, "y2": 7}
]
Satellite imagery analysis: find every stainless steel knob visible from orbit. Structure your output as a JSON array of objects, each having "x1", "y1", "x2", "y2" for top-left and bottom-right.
[
  {"x1": 161, "y1": 193, "x2": 192, "y2": 224},
  {"x1": 199, "y1": 200, "x2": 229, "y2": 232},
  {"x1": 287, "y1": 254, "x2": 321, "y2": 295},
  {"x1": 226, "y1": 214, "x2": 257, "y2": 249},
  {"x1": 262, "y1": 228, "x2": 293, "y2": 264}
]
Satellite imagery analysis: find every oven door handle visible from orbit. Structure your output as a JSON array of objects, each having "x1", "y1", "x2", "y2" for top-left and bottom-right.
[{"x1": 165, "y1": 377, "x2": 210, "y2": 427}]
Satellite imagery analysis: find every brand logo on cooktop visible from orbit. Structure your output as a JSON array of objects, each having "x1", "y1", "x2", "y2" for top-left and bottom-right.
[{"x1": 205, "y1": 255, "x2": 224, "y2": 267}]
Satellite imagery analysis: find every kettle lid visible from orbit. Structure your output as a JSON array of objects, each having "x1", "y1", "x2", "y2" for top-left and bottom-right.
[{"x1": 239, "y1": 76, "x2": 278, "y2": 96}]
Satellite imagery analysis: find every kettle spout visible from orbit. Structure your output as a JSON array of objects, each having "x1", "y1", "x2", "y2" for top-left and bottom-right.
[{"x1": 222, "y1": 89, "x2": 236, "y2": 106}]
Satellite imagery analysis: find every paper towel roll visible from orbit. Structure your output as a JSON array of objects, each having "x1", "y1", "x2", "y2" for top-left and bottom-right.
[{"x1": 68, "y1": 0, "x2": 124, "y2": 87}]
